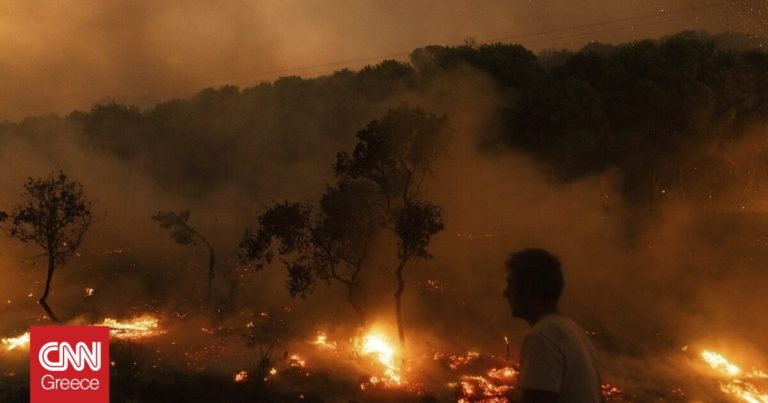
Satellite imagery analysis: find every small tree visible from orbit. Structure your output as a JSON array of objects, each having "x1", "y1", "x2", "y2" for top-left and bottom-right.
[
  {"x1": 152, "y1": 210, "x2": 216, "y2": 303},
  {"x1": 335, "y1": 104, "x2": 447, "y2": 344},
  {"x1": 0, "y1": 172, "x2": 93, "y2": 322},
  {"x1": 240, "y1": 179, "x2": 378, "y2": 325}
]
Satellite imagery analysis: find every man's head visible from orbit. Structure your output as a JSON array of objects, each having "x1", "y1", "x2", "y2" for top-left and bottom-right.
[{"x1": 503, "y1": 248, "x2": 564, "y2": 321}]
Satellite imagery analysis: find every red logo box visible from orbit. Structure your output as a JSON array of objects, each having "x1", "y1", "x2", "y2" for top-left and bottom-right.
[{"x1": 30, "y1": 326, "x2": 109, "y2": 403}]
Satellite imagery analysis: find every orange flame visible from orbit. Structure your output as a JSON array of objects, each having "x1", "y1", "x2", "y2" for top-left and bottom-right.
[
  {"x1": 1, "y1": 331, "x2": 30, "y2": 351},
  {"x1": 99, "y1": 314, "x2": 165, "y2": 340},
  {"x1": 701, "y1": 350, "x2": 768, "y2": 402}
]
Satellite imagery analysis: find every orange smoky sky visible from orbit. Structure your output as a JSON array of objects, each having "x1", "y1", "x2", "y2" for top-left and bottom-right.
[{"x1": 0, "y1": 0, "x2": 765, "y2": 121}]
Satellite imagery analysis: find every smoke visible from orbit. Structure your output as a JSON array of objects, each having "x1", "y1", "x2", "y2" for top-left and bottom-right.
[
  {"x1": 1, "y1": 33, "x2": 768, "y2": 400},
  {"x1": 2, "y1": 0, "x2": 765, "y2": 121}
]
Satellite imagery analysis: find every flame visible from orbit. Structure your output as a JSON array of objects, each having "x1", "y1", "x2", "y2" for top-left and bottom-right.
[
  {"x1": 234, "y1": 370, "x2": 248, "y2": 383},
  {"x1": 84, "y1": 287, "x2": 95, "y2": 297},
  {"x1": 457, "y1": 374, "x2": 513, "y2": 402},
  {"x1": 313, "y1": 331, "x2": 337, "y2": 350},
  {"x1": 448, "y1": 351, "x2": 480, "y2": 370},
  {"x1": 701, "y1": 350, "x2": 768, "y2": 402},
  {"x1": 1, "y1": 331, "x2": 30, "y2": 351},
  {"x1": 487, "y1": 366, "x2": 517, "y2": 380},
  {"x1": 357, "y1": 330, "x2": 401, "y2": 385},
  {"x1": 289, "y1": 354, "x2": 306, "y2": 368},
  {"x1": 99, "y1": 314, "x2": 165, "y2": 340},
  {"x1": 703, "y1": 351, "x2": 743, "y2": 377}
]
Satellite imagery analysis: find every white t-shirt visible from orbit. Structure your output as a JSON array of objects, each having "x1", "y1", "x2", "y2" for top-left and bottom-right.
[{"x1": 518, "y1": 314, "x2": 602, "y2": 402}]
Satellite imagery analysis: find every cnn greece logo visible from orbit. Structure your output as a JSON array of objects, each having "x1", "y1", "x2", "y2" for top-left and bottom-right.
[
  {"x1": 30, "y1": 326, "x2": 109, "y2": 403},
  {"x1": 39, "y1": 341, "x2": 101, "y2": 371}
]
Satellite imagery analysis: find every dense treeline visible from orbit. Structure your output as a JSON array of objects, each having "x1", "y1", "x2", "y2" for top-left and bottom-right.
[{"x1": 1, "y1": 30, "x2": 766, "y2": 207}]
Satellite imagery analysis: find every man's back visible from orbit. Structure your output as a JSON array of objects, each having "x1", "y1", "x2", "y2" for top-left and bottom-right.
[{"x1": 518, "y1": 314, "x2": 602, "y2": 402}]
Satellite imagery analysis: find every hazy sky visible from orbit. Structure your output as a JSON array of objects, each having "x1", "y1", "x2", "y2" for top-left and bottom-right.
[{"x1": 0, "y1": 0, "x2": 765, "y2": 121}]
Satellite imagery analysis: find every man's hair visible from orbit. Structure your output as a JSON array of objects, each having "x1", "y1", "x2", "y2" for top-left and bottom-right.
[{"x1": 506, "y1": 248, "x2": 564, "y2": 304}]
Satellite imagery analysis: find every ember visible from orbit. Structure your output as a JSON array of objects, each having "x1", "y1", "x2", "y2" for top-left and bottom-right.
[
  {"x1": 434, "y1": 350, "x2": 481, "y2": 370},
  {"x1": 99, "y1": 314, "x2": 165, "y2": 339},
  {"x1": 601, "y1": 383, "x2": 623, "y2": 398},
  {"x1": 289, "y1": 354, "x2": 306, "y2": 368},
  {"x1": 457, "y1": 374, "x2": 514, "y2": 402},
  {"x1": 312, "y1": 331, "x2": 337, "y2": 350},
  {"x1": 486, "y1": 366, "x2": 517, "y2": 380},
  {"x1": 233, "y1": 370, "x2": 248, "y2": 383}
]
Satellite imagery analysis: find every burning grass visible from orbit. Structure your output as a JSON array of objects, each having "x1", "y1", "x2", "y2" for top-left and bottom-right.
[
  {"x1": 3, "y1": 311, "x2": 768, "y2": 402},
  {"x1": 701, "y1": 350, "x2": 768, "y2": 402},
  {"x1": 99, "y1": 314, "x2": 166, "y2": 340}
]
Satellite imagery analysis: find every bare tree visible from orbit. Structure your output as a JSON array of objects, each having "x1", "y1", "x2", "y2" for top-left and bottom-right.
[{"x1": 0, "y1": 172, "x2": 93, "y2": 322}]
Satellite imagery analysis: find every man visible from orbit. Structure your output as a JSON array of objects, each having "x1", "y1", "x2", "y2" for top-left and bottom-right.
[{"x1": 503, "y1": 248, "x2": 602, "y2": 403}]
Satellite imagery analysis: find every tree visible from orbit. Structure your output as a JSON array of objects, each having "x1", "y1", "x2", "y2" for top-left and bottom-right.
[
  {"x1": 240, "y1": 179, "x2": 379, "y2": 325},
  {"x1": 335, "y1": 104, "x2": 448, "y2": 344},
  {"x1": 0, "y1": 172, "x2": 93, "y2": 322},
  {"x1": 152, "y1": 210, "x2": 216, "y2": 303}
]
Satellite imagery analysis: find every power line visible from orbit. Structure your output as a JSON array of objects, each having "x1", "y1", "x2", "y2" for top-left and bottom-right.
[
  {"x1": 95, "y1": 1, "x2": 746, "y2": 103},
  {"x1": 183, "y1": 0, "x2": 742, "y2": 87}
]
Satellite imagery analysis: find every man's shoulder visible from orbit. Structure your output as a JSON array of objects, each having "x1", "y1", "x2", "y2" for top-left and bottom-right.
[
  {"x1": 529, "y1": 315, "x2": 587, "y2": 345},
  {"x1": 531, "y1": 314, "x2": 577, "y2": 333}
]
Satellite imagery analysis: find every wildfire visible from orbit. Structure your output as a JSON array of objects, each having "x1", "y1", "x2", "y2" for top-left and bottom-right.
[
  {"x1": 457, "y1": 374, "x2": 514, "y2": 402},
  {"x1": 313, "y1": 331, "x2": 337, "y2": 350},
  {"x1": 449, "y1": 351, "x2": 480, "y2": 370},
  {"x1": 701, "y1": 350, "x2": 768, "y2": 402},
  {"x1": 289, "y1": 354, "x2": 306, "y2": 368},
  {"x1": 357, "y1": 331, "x2": 402, "y2": 385},
  {"x1": 1, "y1": 331, "x2": 30, "y2": 351},
  {"x1": 234, "y1": 370, "x2": 248, "y2": 383},
  {"x1": 99, "y1": 314, "x2": 165, "y2": 340},
  {"x1": 486, "y1": 366, "x2": 517, "y2": 380}
]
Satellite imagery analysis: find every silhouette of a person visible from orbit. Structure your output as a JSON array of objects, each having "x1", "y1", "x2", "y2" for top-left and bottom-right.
[{"x1": 503, "y1": 249, "x2": 603, "y2": 403}]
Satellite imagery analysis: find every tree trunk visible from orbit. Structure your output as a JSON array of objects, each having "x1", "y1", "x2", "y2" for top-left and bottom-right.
[
  {"x1": 204, "y1": 241, "x2": 216, "y2": 304},
  {"x1": 393, "y1": 257, "x2": 408, "y2": 345},
  {"x1": 39, "y1": 253, "x2": 61, "y2": 322},
  {"x1": 347, "y1": 284, "x2": 365, "y2": 327}
]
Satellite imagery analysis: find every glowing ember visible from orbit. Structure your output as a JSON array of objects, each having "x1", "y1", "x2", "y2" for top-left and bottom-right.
[
  {"x1": 457, "y1": 374, "x2": 513, "y2": 402},
  {"x1": 313, "y1": 331, "x2": 337, "y2": 350},
  {"x1": 234, "y1": 370, "x2": 248, "y2": 383},
  {"x1": 448, "y1": 351, "x2": 480, "y2": 370},
  {"x1": 99, "y1": 315, "x2": 165, "y2": 339},
  {"x1": 1, "y1": 331, "x2": 30, "y2": 351},
  {"x1": 289, "y1": 354, "x2": 306, "y2": 368},
  {"x1": 601, "y1": 383, "x2": 623, "y2": 398},
  {"x1": 357, "y1": 331, "x2": 401, "y2": 385},
  {"x1": 701, "y1": 350, "x2": 768, "y2": 402},
  {"x1": 84, "y1": 287, "x2": 95, "y2": 297},
  {"x1": 421, "y1": 279, "x2": 447, "y2": 291},
  {"x1": 487, "y1": 366, "x2": 517, "y2": 380}
]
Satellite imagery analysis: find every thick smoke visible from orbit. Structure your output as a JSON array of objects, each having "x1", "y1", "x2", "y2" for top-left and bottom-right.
[
  {"x1": 1, "y1": 32, "x2": 768, "y2": 400},
  {"x1": 2, "y1": 0, "x2": 766, "y2": 121}
]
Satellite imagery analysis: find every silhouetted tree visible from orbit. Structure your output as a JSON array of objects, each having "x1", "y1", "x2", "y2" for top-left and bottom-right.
[
  {"x1": 335, "y1": 104, "x2": 447, "y2": 344},
  {"x1": 0, "y1": 172, "x2": 93, "y2": 322},
  {"x1": 152, "y1": 210, "x2": 216, "y2": 303},
  {"x1": 240, "y1": 179, "x2": 379, "y2": 325}
]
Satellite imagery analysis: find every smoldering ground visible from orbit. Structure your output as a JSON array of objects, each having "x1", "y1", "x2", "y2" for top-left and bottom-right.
[{"x1": 1, "y1": 36, "x2": 768, "y2": 401}]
